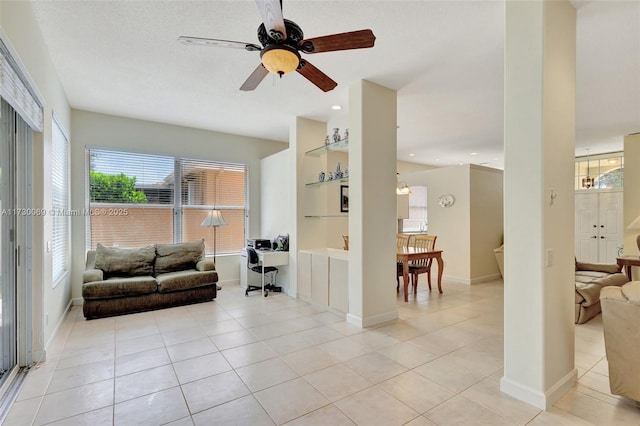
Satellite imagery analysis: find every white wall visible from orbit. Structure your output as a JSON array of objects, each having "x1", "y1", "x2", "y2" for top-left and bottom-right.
[
  {"x1": 624, "y1": 134, "x2": 640, "y2": 255},
  {"x1": 400, "y1": 164, "x2": 503, "y2": 283},
  {"x1": 1, "y1": 1, "x2": 72, "y2": 355},
  {"x1": 260, "y1": 149, "x2": 291, "y2": 290},
  {"x1": 70, "y1": 110, "x2": 287, "y2": 298},
  {"x1": 470, "y1": 165, "x2": 504, "y2": 280}
]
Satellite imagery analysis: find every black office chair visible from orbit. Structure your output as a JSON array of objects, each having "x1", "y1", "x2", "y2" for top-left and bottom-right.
[{"x1": 245, "y1": 247, "x2": 281, "y2": 297}]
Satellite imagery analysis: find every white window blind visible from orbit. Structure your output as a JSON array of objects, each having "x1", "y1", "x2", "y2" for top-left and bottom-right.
[
  {"x1": 0, "y1": 40, "x2": 43, "y2": 132},
  {"x1": 180, "y1": 159, "x2": 247, "y2": 255},
  {"x1": 87, "y1": 149, "x2": 248, "y2": 254},
  {"x1": 52, "y1": 118, "x2": 70, "y2": 284}
]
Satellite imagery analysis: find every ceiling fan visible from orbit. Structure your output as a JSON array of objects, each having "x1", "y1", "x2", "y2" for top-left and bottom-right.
[{"x1": 178, "y1": 0, "x2": 376, "y2": 92}]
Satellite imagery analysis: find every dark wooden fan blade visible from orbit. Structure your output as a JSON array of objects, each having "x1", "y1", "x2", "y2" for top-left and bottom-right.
[
  {"x1": 178, "y1": 36, "x2": 261, "y2": 52},
  {"x1": 296, "y1": 60, "x2": 337, "y2": 92},
  {"x1": 240, "y1": 64, "x2": 269, "y2": 91},
  {"x1": 255, "y1": 0, "x2": 287, "y2": 41},
  {"x1": 299, "y1": 29, "x2": 376, "y2": 54}
]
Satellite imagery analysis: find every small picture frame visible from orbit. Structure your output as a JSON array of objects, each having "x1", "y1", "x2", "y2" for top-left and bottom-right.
[{"x1": 340, "y1": 185, "x2": 349, "y2": 213}]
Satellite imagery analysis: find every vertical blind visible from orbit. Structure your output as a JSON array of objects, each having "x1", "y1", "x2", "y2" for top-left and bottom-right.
[
  {"x1": 87, "y1": 148, "x2": 248, "y2": 254},
  {"x1": 51, "y1": 118, "x2": 70, "y2": 284}
]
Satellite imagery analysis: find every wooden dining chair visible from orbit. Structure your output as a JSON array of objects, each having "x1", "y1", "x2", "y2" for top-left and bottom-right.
[
  {"x1": 396, "y1": 233, "x2": 412, "y2": 291},
  {"x1": 409, "y1": 235, "x2": 437, "y2": 293}
]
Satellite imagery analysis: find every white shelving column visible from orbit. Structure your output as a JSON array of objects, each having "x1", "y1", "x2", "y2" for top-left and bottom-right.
[{"x1": 347, "y1": 80, "x2": 399, "y2": 327}]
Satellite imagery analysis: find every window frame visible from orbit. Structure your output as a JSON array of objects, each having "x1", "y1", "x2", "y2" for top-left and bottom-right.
[{"x1": 85, "y1": 148, "x2": 249, "y2": 255}]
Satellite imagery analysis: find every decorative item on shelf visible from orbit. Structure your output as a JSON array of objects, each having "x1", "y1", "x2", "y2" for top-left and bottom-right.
[
  {"x1": 318, "y1": 171, "x2": 325, "y2": 182},
  {"x1": 332, "y1": 128, "x2": 341, "y2": 143},
  {"x1": 340, "y1": 185, "x2": 349, "y2": 212},
  {"x1": 419, "y1": 220, "x2": 428, "y2": 232},
  {"x1": 343, "y1": 128, "x2": 349, "y2": 140},
  {"x1": 626, "y1": 215, "x2": 640, "y2": 252},
  {"x1": 327, "y1": 171, "x2": 334, "y2": 181},
  {"x1": 438, "y1": 194, "x2": 455, "y2": 208},
  {"x1": 325, "y1": 135, "x2": 330, "y2": 146},
  {"x1": 344, "y1": 168, "x2": 349, "y2": 177},
  {"x1": 334, "y1": 162, "x2": 343, "y2": 179}
]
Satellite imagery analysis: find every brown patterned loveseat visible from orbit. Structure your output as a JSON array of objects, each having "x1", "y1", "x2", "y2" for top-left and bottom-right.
[{"x1": 82, "y1": 240, "x2": 217, "y2": 319}]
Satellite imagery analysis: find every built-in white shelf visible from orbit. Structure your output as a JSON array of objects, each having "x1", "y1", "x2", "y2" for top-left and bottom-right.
[
  {"x1": 304, "y1": 138, "x2": 349, "y2": 157},
  {"x1": 305, "y1": 177, "x2": 349, "y2": 187}
]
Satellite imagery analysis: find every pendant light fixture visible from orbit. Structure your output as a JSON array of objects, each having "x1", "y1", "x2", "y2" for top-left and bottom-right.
[{"x1": 581, "y1": 149, "x2": 595, "y2": 189}]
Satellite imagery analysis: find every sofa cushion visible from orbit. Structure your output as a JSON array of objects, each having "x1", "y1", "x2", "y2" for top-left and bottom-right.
[
  {"x1": 575, "y1": 282, "x2": 602, "y2": 306},
  {"x1": 155, "y1": 240, "x2": 205, "y2": 275},
  {"x1": 576, "y1": 271, "x2": 629, "y2": 287},
  {"x1": 576, "y1": 261, "x2": 622, "y2": 274},
  {"x1": 94, "y1": 244, "x2": 156, "y2": 277},
  {"x1": 82, "y1": 276, "x2": 157, "y2": 300},
  {"x1": 156, "y1": 270, "x2": 218, "y2": 293}
]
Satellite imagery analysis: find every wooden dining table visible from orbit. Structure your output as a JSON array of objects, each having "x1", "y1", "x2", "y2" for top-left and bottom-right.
[{"x1": 397, "y1": 247, "x2": 444, "y2": 302}]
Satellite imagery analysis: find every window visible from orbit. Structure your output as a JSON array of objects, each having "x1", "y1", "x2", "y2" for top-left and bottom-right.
[
  {"x1": 402, "y1": 186, "x2": 428, "y2": 232},
  {"x1": 86, "y1": 149, "x2": 248, "y2": 255},
  {"x1": 52, "y1": 118, "x2": 70, "y2": 284},
  {"x1": 575, "y1": 152, "x2": 624, "y2": 190}
]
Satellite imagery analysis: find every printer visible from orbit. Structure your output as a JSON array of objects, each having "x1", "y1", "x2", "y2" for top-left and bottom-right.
[{"x1": 247, "y1": 239, "x2": 271, "y2": 250}]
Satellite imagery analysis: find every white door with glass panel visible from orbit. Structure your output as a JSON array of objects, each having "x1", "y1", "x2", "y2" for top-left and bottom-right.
[{"x1": 575, "y1": 191, "x2": 623, "y2": 263}]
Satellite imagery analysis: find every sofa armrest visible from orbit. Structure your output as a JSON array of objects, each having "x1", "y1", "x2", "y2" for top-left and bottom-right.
[
  {"x1": 196, "y1": 259, "x2": 216, "y2": 272},
  {"x1": 83, "y1": 269, "x2": 103, "y2": 283},
  {"x1": 576, "y1": 261, "x2": 622, "y2": 274},
  {"x1": 602, "y1": 281, "x2": 640, "y2": 305}
]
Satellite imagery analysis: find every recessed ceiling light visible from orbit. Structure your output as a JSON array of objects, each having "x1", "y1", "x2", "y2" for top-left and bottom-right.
[
  {"x1": 470, "y1": 152, "x2": 478, "y2": 156},
  {"x1": 493, "y1": 158, "x2": 499, "y2": 161},
  {"x1": 435, "y1": 159, "x2": 441, "y2": 162},
  {"x1": 331, "y1": 105, "x2": 342, "y2": 110},
  {"x1": 459, "y1": 162, "x2": 464, "y2": 165},
  {"x1": 409, "y1": 153, "x2": 415, "y2": 157},
  {"x1": 609, "y1": 159, "x2": 617, "y2": 164}
]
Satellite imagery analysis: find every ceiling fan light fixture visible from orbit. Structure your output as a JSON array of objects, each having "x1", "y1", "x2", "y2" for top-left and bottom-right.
[{"x1": 260, "y1": 45, "x2": 300, "y2": 76}]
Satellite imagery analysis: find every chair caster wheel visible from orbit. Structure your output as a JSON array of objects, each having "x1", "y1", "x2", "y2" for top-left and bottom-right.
[
  {"x1": 264, "y1": 291, "x2": 268, "y2": 297},
  {"x1": 245, "y1": 290, "x2": 249, "y2": 296}
]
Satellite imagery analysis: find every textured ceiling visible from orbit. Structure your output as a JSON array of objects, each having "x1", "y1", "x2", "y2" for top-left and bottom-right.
[{"x1": 28, "y1": 0, "x2": 640, "y2": 169}]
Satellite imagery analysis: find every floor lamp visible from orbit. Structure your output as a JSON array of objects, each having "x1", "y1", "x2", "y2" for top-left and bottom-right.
[{"x1": 201, "y1": 209, "x2": 227, "y2": 290}]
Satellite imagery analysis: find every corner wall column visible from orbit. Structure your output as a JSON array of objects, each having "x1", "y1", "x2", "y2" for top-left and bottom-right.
[
  {"x1": 347, "y1": 80, "x2": 398, "y2": 327},
  {"x1": 502, "y1": 0, "x2": 577, "y2": 409}
]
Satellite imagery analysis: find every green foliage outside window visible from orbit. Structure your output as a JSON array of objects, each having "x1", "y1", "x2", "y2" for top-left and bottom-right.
[{"x1": 89, "y1": 171, "x2": 147, "y2": 203}]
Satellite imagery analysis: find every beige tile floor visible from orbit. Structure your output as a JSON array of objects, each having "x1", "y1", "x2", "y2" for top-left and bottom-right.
[{"x1": 3, "y1": 279, "x2": 640, "y2": 425}]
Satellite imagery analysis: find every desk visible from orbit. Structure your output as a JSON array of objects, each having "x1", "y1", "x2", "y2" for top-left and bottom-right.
[
  {"x1": 397, "y1": 248, "x2": 444, "y2": 302},
  {"x1": 257, "y1": 250, "x2": 289, "y2": 294},
  {"x1": 616, "y1": 256, "x2": 640, "y2": 280}
]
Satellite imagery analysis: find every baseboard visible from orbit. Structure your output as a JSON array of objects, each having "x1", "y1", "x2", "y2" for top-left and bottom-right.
[
  {"x1": 443, "y1": 275, "x2": 471, "y2": 285},
  {"x1": 500, "y1": 368, "x2": 577, "y2": 409},
  {"x1": 545, "y1": 368, "x2": 578, "y2": 408},
  {"x1": 41, "y1": 298, "x2": 75, "y2": 364},
  {"x1": 442, "y1": 273, "x2": 502, "y2": 285},
  {"x1": 346, "y1": 309, "x2": 398, "y2": 328},
  {"x1": 470, "y1": 273, "x2": 502, "y2": 284},
  {"x1": 71, "y1": 298, "x2": 83, "y2": 306},
  {"x1": 218, "y1": 278, "x2": 239, "y2": 287}
]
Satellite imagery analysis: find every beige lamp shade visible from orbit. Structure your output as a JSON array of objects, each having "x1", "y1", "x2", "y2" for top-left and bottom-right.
[{"x1": 201, "y1": 210, "x2": 227, "y2": 227}]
